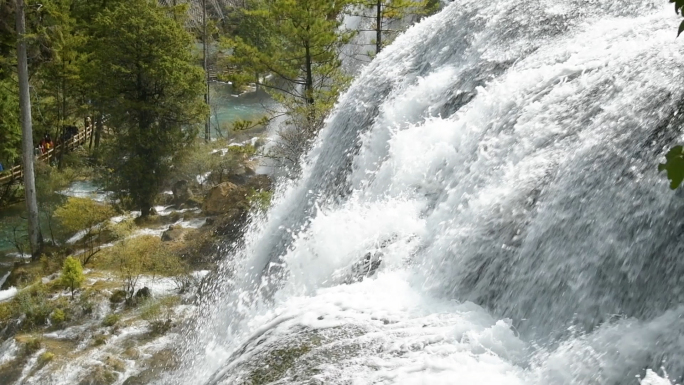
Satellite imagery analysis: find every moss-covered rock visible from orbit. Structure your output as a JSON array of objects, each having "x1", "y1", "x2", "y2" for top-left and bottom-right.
[{"x1": 202, "y1": 182, "x2": 249, "y2": 215}]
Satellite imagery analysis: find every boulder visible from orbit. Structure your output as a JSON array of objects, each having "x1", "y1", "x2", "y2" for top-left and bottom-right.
[
  {"x1": 109, "y1": 290, "x2": 126, "y2": 304},
  {"x1": 161, "y1": 225, "x2": 186, "y2": 242},
  {"x1": 245, "y1": 174, "x2": 272, "y2": 192},
  {"x1": 226, "y1": 164, "x2": 256, "y2": 185},
  {"x1": 202, "y1": 182, "x2": 249, "y2": 215},
  {"x1": 135, "y1": 287, "x2": 151, "y2": 299},
  {"x1": 172, "y1": 180, "x2": 192, "y2": 205}
]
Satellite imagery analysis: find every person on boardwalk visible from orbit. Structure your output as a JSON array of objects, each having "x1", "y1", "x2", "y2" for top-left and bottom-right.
[
  {"x1": 45, "y1": 135, "x2": 54, "y2": 152},
  {"x1": 39, "y1": 135, "x2": 47, "y2": 154}
]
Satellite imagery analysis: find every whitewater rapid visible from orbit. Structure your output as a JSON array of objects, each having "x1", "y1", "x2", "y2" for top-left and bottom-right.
[{"x1": 171, "y1": 1, "x2": 684, "y2": 384}]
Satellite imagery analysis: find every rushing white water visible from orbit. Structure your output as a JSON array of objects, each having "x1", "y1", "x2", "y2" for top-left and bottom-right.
[{"x1": 171, "y1": 1, "x2": 684, "y2": 384}]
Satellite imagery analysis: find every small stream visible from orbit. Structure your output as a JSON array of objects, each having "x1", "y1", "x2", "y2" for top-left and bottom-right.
[{"x1": 210, "y1": 82, "x2": 274, "y2": 138}]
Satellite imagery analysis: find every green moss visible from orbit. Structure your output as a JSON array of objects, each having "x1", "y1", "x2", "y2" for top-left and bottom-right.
[
  {"x1": 94, "y1": 335, "x2": 108, "y2": 346},
  {"x1": 102, "y1": 314, "x2": 120, "y2": 327},
  {"x1": 38, "y1": 351, "x2": 55, "y2": 365},
  {"x1": 249, "y1": 345, "x2": 312, "y2": 385},
  {"x1": 21, "y1": 336, "x2": 42, "y2": 355}
]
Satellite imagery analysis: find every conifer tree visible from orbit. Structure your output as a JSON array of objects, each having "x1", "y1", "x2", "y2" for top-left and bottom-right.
[
  {"x1": 227, "y1": 0, "x2": 352, "y2": 132},
  {"x1": 87, "y1": 0, "x2": 206, "y2": 216},
  {"x1": 60, "y1": 256, "x2": 84, "y2": 297},
  {"x1": 356, "y1": 0, "x2": 437, "y2": 54}
]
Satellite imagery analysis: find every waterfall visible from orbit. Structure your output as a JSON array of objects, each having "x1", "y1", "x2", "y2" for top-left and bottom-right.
[{"x1": 173, "y1": 1, "x2": 684, "y2": 384}]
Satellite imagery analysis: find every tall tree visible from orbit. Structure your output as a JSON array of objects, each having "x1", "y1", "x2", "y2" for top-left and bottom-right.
[
  {"x1": 354, "y1": 0, "x2": 437, "y2": 55},
  {"x1": 0, "y1": 77, "x2": 21, "y2": 167},
  {"x1": 33, "y1": 0, "x2": 87, "y2": 156},
  {"x1": 16, "y1": 0, "x2": 42, "y2": 255},
  {"x1": 88, "y1": 0, "x2": 206, "y2": 217},
  {"x1": 202, "y1": 0, "x2": 211, "y2": 142},
  {"x1": 226, "y1": 0, "x2": 352, "y2": 169}
]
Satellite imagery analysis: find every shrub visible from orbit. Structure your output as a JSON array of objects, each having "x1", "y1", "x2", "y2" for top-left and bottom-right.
[
  {"x1": 16, "y1": 283, "x2": 53, "y2": 328},
  {"x1": 54, "y1": 197, "x2": 116, "y2": 266},
  {"x1": 60, "y1": 256, "x2": 85, "y2": 297},
  {"x1": 111, "y1": 235, "x2": 185, "y2": 300},
  {"x1": 246, "y1": 188, "x2": 273, "y2": 212},
  {"x1": 50, "y1": 309, "x2": 66, "y2": 324},
  {"x1": 22, "y1": 337, "x2": 42, "y2": 354},
  {"x1": 38, "y1": 351, "x2": 55, "y2": 365},
  {"x1": 102, "y1": 313, "x2": 120, "y2": 327},
  {"x1": 0, "y1": 301, "x2": 17, "y2": 323},
  {"x1": 93, "y1": 335, "x2": 107, "y2": 346}
]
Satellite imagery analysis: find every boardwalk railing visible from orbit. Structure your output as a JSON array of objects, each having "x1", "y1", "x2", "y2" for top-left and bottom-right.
[{"x1": 0, "y1": 125, "x2": 93, "y2": 185}]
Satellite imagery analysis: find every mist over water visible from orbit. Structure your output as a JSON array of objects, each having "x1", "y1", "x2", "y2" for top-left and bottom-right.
[{"x1": 173, "y1": 1, "x2": 684, "y2": 384}]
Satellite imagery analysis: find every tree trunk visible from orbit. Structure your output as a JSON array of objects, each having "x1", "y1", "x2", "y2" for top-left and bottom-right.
[
  {"x1": 16, "y1": 0, "x2": 42, "y2": 257},
  {"x1": 95, "y1": 113, "x2": 103, "y2": 148},
  {"x1": 304, "y1": 39, "x2": 315, "y2": 132},
  {"x1": 203, "y1": 0, "x2": 211, "y2": 143},
  {"x1": 376, "y1": 0, "x2": 382, "y2": 54}
]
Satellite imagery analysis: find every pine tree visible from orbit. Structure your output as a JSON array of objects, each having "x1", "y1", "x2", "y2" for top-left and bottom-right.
[
  {"x1": 87, "y1": 0, "x2": 207, "y2": 216},
  {"x1": 226, "y1": 0, "x2": 352, "y2": 130},
  {"x1": 60, "y1": 256, "x2": 85, "y2": 297},
  {"x1": 33, "y1": 0, "x2": 88, "y2": 156}
]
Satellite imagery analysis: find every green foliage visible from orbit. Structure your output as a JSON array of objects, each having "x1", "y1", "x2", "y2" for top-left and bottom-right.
[
  {"x1": 88, "y1": 0, "x2": 207, "y2": 216},
  {"x1": 247, "y1": 188, "x2": 273, "y2": 212},
  {"x1": 228, "y1": 144, "x2": 257, "y2": 157},
  {"x1": 60, "y1": 256, "x2": 85, "y2": 297},
  {"x1": 54, "y1": 197, "x2": 116, "y2": 266},
  {"x1": 93, "y1": 334, "x2": 107, "y2": 346},
  {"x1": 38, "y1": 351, "x2": 55, "y2": 365},
  {"x1": 139, "y1": 297, "x2": 177, "y2": 335},
  {"x1": 23, "y1": 337, "x2": 43, "y2": 355},
  {"x1": 31, "y1": 0, "x2": 89, "y2": 137},
  {"x1": 231, "y1": 116, "x2": 270, "y2": 132},
  {"x1": 35, "y1": 163, "x2": 80, "y2": 243},
  {"x1": 16, "y1": 283, "x2": 52, "y2": 328},
  {"x1": 0, "y1": 77, "x2": 20, "y2": 166},
  {"x1": 102, "y1": 313, "x2": 119, "y2": 327},
  {"x1": 659, "y1": 145, "x2": 684, "y2": 189},
  {"x1": 224, "y1": 0, "x2": 353, "y2": 165},
  {"x1": 353, "y1": 0, "x2": 438, "y2": 54},
  {"x1": 50, "y1": 308, "x2": 66, "y2": 324},
  {"x1": 175, "y1": 143, "x2": 239, "y2": 190},
  {"x1": 110, "y1": 235, "x2": 184, "y2": 300}
]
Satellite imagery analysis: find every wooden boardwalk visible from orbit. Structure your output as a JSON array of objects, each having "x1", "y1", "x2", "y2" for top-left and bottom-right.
[{"x1": 0, "y1": 125, "x2": 93, "y2": 185}]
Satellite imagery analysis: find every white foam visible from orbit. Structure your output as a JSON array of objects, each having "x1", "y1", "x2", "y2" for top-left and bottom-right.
[{"x1": 0, "y1": 287, "x2": 17, "y2": 302}]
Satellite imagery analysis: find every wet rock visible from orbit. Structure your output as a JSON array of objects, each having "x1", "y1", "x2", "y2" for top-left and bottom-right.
[
  {"x1": 135, "y1": 287, "x2": 151, "y2": 299},
  {"x1": 227, "y1": 164, "x2": 256, "y2": 185},
  {"x1": 202, "y1": 182, "x2": 249, "y2": 215},
  {"x1": 161, "y1": 225, "x2": 187, "y2": 242},
  {"x1": 109, "y1": 290, "x2": 126, "y2": 304},
  {"x1": 245, "y1": 174, "x2": 272, "y2": 192},
  {"x1": 77, "y1": 365, "x2": 119, "y2": 385},
  {"x1": 172, "y1": 180, "x2": 192, "y2": 205}
]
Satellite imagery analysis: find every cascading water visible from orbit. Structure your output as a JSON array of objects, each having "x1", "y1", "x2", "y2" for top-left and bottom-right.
[{"x1": 171, "y1": 1, "x2": 684, "y2": 384}]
